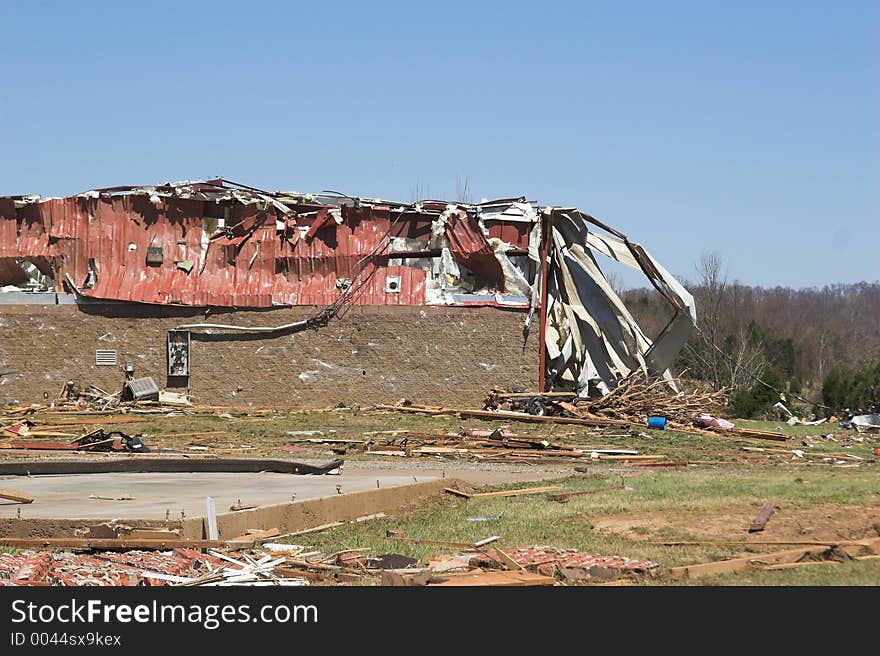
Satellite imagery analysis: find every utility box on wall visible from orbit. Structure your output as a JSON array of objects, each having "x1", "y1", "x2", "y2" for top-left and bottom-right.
[{"x1": 167, "y1": 330, "x2": 191, "y2": 377}]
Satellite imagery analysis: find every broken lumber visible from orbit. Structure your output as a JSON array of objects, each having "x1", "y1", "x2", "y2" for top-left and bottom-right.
[
  {"x1": 495, "y1": 548, "x2": 527, "y2": 572},
  {"x1": 229, "y1": 528, "x2": 281, "y2": 542},
  {"x1": 444, "y1": 485, "x2": 559, "y2": 500},
  {"x1": 270, "y1": 522, "x2": 345, "y2": 540},
  {"x1": 0, "y1": 487, "x2": 34, "y2": 504},
  {"x1": 706, "y1": 426, "x2": 789, "y2": 442},
  {"x1": 373, "y1": 405, "x2": 631, "y2": 428},
  {"x1": 668, "y1": 545, "x2": 833, "y2": 579},
  {"x1": 749, "y1": 500, "x2": 779, "y2": 533},
  {"x1": 125, "y1": 528, "x2": 181, "y2": 540},
  {"x1": 757, "y1": 561, "x2": 840, "y2": 571},
  {"x1": 428, "y1": 570, "x2": 555, "y2": 586}
]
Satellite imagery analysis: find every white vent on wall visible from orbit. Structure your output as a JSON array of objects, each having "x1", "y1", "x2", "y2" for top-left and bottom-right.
[
  {"x1": 385, "y1": 275, "x2": 402, "y2": 293},
  {"x1": 95, "y1": 350, "x2": 118, "y2": 366}
]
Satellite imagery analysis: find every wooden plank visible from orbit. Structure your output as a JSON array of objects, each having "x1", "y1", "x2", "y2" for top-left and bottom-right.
[
  {"x1": 597, "y1": 454, "x2": 666, "y2": 461},
  {"x1": 749, "y1": 500, "x2": 779, "y2": 533},
  {"x1": 669, "y1": 545, "x2": 831, "y2": 579},
  {"x1": 757, "y1": 561, "x2": 839, "y2": 571},
  {"x1": 547, "y1": 485, "x2": 625, "y2": 502},
  {"x1": 270, "y1": 522, "x2": 344, "y2": 541},
  {"x1": 372, "y1": 405, "x2": 632, "y2": 428},
  {"x1": 495, "y1": 548, "x2": 527, "y2": 572},
  {"x1": 0, "y1": 537, "x2": 253, "y2": 550},
  {"x1": 427, "y1": 570, "x2": 555, "y2": 586},
  {"x1": 444, "y1": 488, "x2": 473, "y2": 499},
  {"x1": 466, "y1": 486, "x2": 560, "y2": 499},
  {"x1": 708, "y1": 427, "x2": 789, "y2": 442},
  {"x1": 229, "y1": 528, "x2": 281, "y2": 542},
  {"x1": 0, "y1": 487, "x2": 34, "y2": 504},
  {"x1": 125, "y1": 528, "x2": 181, "y2": 539}
]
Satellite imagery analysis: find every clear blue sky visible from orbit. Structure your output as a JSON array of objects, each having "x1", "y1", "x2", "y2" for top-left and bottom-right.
[{"x1": 1, "y1": 1, "x2": 877, "y2": 288}]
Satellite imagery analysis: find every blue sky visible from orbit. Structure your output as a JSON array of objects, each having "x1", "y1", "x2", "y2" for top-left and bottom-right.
[{"x1": 1, "y1": 1, "x2": 877, "y2": 288}]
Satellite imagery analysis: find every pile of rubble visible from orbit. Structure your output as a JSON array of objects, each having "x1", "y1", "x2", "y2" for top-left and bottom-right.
[
  {"x1": 0, "y1": 548, "x2": 307, "y2": 587},
  {"x1": 287, "y1": 426, "x2": 658, "y2": 465},
  {"x1": 485, "y1": 372, "x2": 727, "y2": 426},
  {"x1": 383, "y1": 542, "x2": 659, "y2": 586}
]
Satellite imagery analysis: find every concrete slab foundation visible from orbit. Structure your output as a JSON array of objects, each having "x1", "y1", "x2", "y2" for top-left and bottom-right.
[{"x1": 0, "y1": 462, "x2": 568, "y2": 540}]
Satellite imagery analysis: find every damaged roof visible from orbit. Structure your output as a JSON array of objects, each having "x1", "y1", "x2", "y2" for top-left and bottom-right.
[{"x1": 0, "y1": 179, "x2": 536, "y2": 309}]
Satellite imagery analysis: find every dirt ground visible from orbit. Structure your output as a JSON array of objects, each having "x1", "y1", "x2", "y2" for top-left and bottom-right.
[{"x1": 593, "y1": 502, "x2": 880, "y2": 543}]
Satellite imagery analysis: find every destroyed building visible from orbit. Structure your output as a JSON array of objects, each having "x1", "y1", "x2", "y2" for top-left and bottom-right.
[{"x1": 0, "y1": 179, "x2": 695, "y2": 407}]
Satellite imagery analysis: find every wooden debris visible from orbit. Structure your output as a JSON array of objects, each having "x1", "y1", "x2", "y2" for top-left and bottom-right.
[
  {"x1": 427, "y1": 570, "x2": 555, "y2": 586},
  {"x1": 353, "y1": 512, "x2": 386, "y2": 522},
  {"x1": 270, "y1": 522, "x2": 345, "y2": 540},
  {"x1": 373, "y1": 404, "x2": 630, "y2": 428},
  {"x1": 757, "y1": 561, "x2": 840, "y2": 571},
  {"x1": 230, "y1": 528, "x2": 281, "y2": 542},
  {"x1": 126, "y1": 528, "x2": 181, "y2": 539},
  {"x1": 0, "y1": 487, "x2": 34, "y2": 504},
  {"x1": 749, "y1": 500, "x2": 779, "y2": 533},
  {"x1": 444, "y1": 487, "x2": 473, "y2": 498},
  {"x1": 495, "y1": 548, "x2": 527, "y2": 572},
  {"x1": 445, "y1": 485, "x2": 559, "y2": 500},
  {"x1": 669, "y1": 545, "x2": 836, "y2": 579}
]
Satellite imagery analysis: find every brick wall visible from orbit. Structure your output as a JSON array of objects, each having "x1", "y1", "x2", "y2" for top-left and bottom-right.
[{"x1": 0, "y1": 304, "x2": 539, "y2": 408}]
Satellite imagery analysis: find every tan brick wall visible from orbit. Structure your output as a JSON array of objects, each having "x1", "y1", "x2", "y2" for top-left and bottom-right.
[{"x1": 0, "y1": 304, "x2": 539, "y2": 408}]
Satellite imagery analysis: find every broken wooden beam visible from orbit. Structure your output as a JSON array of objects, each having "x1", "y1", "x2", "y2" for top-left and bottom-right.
[
  {"x1": 495, "y1": 547, "x2": 527, "y2": 572},
  {"x1": 270, "y1": 522, "x2": 345, "y2": 540},
  {"x1": 668, "y1": 545, "x2": 832, "y2": 579},
  {"x1": 749, "y1": 500, "x2": 779, "y2": 533},
  {"x1": 444, "y1": 485, "x2": 559, "y2": 500},
  {"x1": 0, "y1": 487, "x2": 34, "y2": 504},
  {"x1": 757, "y1": 560, "x2": 840, "y2": 571},
  {"x1": 427, "y1": 570, "x2": 555, "y2": 586},
  {"x1": 229, "y1": 527, "x2": 281, "y2": 542},
  {"x1": 373, "y1": 405, "x2": 632, "y2": 428},
  {"x1": 707, "y1": 427, "x2": 790, "y2": 442}
]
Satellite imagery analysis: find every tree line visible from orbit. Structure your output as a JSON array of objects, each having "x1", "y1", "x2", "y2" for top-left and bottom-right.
[{"x1": 619, "y1": 252, "x2": 880, "y2": 418}]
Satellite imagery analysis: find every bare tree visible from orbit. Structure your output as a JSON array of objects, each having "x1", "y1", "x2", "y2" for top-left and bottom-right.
[
  {"x1": 694, "y1": 251, "x2": 728, "y2": 389},
  {"x1": 605, "y1": 270, "x2": 627, "y2": 297}
]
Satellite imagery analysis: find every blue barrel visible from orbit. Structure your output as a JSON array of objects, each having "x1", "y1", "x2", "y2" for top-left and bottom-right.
[{"x1": 647, "y1": 416, "x2": 667, "y2": 430}]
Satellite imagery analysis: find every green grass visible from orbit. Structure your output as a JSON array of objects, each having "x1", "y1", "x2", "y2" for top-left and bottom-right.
[
  {"x1": 32, "y1": 407, "x2": 874, "y2": 465},
  {"x1": 13, "y1": 408, "x2": 878, "y2": 585},
  {"x1": 286, "y1": 467, "x2": 880, "y2": 585}
]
